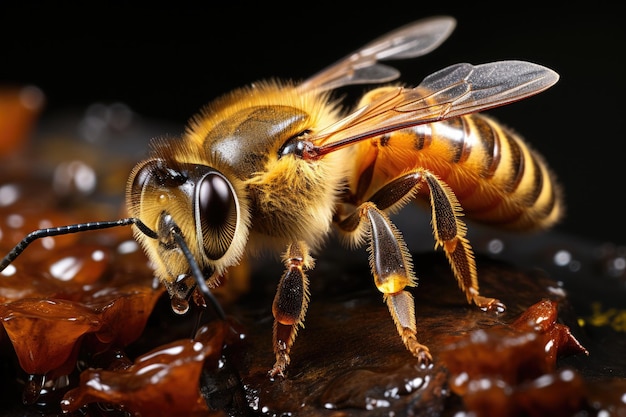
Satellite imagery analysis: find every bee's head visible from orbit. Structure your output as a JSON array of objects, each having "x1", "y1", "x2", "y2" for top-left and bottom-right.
[{"x1": 126, "y1": 147, "x2": 250, "y2": 306}]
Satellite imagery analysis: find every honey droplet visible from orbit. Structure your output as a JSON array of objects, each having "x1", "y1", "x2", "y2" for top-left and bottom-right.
[{"x1": 171, "y1": 296, "x2": 190, "y2": 315}]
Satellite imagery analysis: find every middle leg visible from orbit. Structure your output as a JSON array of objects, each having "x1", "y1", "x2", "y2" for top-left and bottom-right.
[
  {"x1": 336, "y1": 168, "x2": 505, "y2": 363},
  {"x1": 363, "y1": 168, "x2": 504, "y2": 312},
  {"x1": 338, "y1": 199, "x2": 432, "y2": 365}
]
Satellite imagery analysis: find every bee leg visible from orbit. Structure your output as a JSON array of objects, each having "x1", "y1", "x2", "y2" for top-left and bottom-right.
[
  {"x1": 339, "y1": 201, "x2": 432, "y2": 365},
  {"x1": 269, "y1": 241, "x2": 313, "y2": 377},
  {"x1": 422, "y1": 171, "x2": 505, "y2": 313}
]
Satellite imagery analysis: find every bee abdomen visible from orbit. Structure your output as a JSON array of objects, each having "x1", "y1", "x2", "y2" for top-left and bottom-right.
[{"x1": 417, "y1": 114, "x2": 563, "y2": 231}]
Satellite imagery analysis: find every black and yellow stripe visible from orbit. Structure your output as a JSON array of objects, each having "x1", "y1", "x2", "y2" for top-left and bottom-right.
[
  {"x1": 409, "y1": 113, "x2": 563, "y2": 231},
  {"x1": 352, "y1": 112, "x2": 563, "y2": 232}
]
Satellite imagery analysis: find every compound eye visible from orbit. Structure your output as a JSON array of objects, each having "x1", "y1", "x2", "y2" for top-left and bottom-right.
[
  {"x1": 196, "y1": 172, "x2": 238, "y2": 260},
  {"x1": 127, "y1": 159, "x2": 163, "y2": 213}
]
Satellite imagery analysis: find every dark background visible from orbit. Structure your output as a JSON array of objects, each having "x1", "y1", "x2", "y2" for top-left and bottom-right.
[{"x1": 1, "y1": 4, "x2": 624, "y2": 246}]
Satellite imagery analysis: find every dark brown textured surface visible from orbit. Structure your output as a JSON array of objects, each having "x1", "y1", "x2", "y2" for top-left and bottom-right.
[{"x1": 222, "y1": 251, "x2": 594, "y2": 416}]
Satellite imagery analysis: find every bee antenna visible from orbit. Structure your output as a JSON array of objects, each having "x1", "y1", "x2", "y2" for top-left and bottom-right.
[
  {"x1": 170, "y1": 228, "x2": 227, "y2": 321},
  {"x1": 0, "y1": 218, "x2": 156, "y2": 273}
]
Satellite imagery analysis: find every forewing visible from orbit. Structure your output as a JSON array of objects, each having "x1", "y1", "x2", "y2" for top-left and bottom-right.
[{"x1": 311, "y1": 60, "x2": 559, "y2": 152}]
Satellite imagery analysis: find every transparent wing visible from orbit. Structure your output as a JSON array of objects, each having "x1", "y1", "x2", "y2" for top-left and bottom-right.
[
  {"x1": 311, "y1": 60, "x2": 559, "y2": 154},
  {"x1": 297, "y1": 16, "x2": 456, "y2": 93}
]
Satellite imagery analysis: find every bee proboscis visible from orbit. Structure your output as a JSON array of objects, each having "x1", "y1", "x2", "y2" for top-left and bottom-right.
[{"x1": 0, "y1": 16, "x2": 562, "y2": 377}]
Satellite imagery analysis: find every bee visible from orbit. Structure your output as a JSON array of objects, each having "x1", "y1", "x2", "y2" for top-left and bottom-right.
[{"x1": 0, "y1": 16, "x2": 562, "y2": 377}]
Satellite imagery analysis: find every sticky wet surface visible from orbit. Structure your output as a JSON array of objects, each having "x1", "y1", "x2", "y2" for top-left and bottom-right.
[
  {"x1": 60, "y1": 320, "x2": 229, "y2": 417},
  {"x1": 0, "y1": 87, "x2": 625, "y2": 416},
  {"x1": 439, "y1": 299, "x2": 590, "y2": 417}
]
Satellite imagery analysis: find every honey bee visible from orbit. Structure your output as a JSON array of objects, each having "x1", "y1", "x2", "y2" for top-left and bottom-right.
[{"x1": 0, "y1": 16, "x2": 562, "y2": 377}]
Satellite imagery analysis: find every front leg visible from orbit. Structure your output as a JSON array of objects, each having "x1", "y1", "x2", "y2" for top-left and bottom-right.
[{"x1": 269, "y1": 241, "x2": 313, "y2": 377}]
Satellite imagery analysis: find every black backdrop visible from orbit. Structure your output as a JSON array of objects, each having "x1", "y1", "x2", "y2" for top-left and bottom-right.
[{"x1": 1, "y1": 4, "x2": 624, "y2": 245}]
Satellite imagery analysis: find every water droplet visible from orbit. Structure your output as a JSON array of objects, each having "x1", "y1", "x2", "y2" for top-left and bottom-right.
[
  {"x1": 559, "y1": 368, "x2": 575, "y2": 382},
  {"x1": 91, "y1": 249, "x2": 105, "y2": 262},
  {"x1": 553, "y1": 249, "x2": 571, "y2": 267},
  {"x1": 7, "y1": 213, "x2": 24, "y2": 228},
  {"x1": 1, "y1": 263, "x2": 16, "y2": 276},
  {"x1": 117, "y1": 239, "x2": 138, "y2": 254},
  {"x1": 0, "y1": 183, "x2": 20, "y2": 207},
  {"x1": 487, "y1": 238, "x2": 504, "y2": 255},
  {"x1": 49, "y1": 256, "x2": 81, "y2": 281}
]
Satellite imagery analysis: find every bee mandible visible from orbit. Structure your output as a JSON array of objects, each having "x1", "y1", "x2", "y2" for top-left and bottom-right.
[{"x1": 0, "y1": 16, "x2": 562, "y2": 377}]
